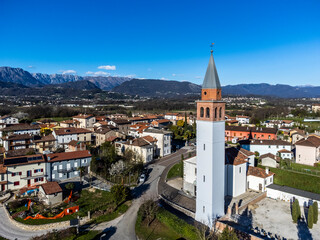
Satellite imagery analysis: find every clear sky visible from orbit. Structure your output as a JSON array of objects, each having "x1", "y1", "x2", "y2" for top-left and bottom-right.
[{"x1": 1, "y1": 0, "x2": 319, "y2": 86}]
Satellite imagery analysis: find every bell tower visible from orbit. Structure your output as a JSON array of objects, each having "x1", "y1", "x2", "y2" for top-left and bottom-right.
[{"x1": 195, "y1": 48, "x2": 225, "y2": 226}]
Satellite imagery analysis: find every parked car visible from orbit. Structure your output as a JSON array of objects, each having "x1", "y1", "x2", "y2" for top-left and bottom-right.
[{"x1": 139, "y1": 174, "x2": 146, "y2": 183}]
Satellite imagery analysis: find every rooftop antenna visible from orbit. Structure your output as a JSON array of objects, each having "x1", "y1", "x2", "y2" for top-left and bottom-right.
[{"x1": 210, "y1": 43, "x2": 214, "y2": 53}]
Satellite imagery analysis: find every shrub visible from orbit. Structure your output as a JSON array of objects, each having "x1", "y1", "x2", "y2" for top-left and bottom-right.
[
  {"x1": 291, "y1": 199, "x2": 300, "y2": 223},
  {"x1": 308, "y1": 205, "x2": 314, "y2": 229},
  {"x1": 218, "y1": 226, "x2": 238, "y2": 240},
  {"x1": 313, "y1": 201, "x2": 318, "y2": 224},
  {"x1": 140, "y1": 200, "x2": 158, "y2": 226}
]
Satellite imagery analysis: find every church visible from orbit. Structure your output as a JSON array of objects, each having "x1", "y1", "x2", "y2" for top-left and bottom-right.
[{"x1": 182, "y1": 49, "x2": 274, "y2": 226}]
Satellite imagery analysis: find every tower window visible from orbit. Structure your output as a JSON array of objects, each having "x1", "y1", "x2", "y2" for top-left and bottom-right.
[
  {"x1": 215, "y1": 108, "x2": 217, "y2": 119},
  {"x1": 200, "y1": 107, "x2": 204, "y2": 118},
  {"x1": 206, "y1": 107, "x2": 210, "y2": 118},
  {"x1": 219, "y1": 107, "x2": 222, "y2": 118},
  {"x1": 203, "y1": 206, "x2": 205, "y2": 213},
  {"x1": 203, "y1": 175, "x2": 205, "y2": 182},
  {"x1": 203, "y1": 144, "x2": 205, "y2": 150},
  {"x1": 204, "y1": 91, "x2": 207, "y2": 95}
]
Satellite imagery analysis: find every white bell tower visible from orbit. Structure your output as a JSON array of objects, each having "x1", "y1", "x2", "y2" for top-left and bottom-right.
[{"x1": 195, "y1": 48, "x2": 225, "y2": 226}]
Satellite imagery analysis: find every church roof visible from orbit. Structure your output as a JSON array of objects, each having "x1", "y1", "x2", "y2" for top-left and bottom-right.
[{"x1": 202, "y1": 52, "x2": 221, "y2": 89}]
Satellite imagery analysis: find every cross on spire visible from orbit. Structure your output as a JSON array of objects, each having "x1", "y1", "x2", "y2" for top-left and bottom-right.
[{"x1": 210, "y1": 43, "x2": 214, "y2": 53}]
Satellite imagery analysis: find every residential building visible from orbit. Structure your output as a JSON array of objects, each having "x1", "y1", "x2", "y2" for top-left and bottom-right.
[
  {"x1": 66, "y1": 140, "x2": 86, "y2": 152},
  {"x1": 94, "y1": 127, "x2": 124, "y2": 146},
  {"x1": 39, "y1": 181, "x2": 63, "y2": 205},
  {"x1": 128, "y1": 123, "x2": 150, "y2": 138},
  {"x1": 52, "y1": 127, "x2": 92, "y2": 148},
  {"x1": 260, "y1": 153, "x2": 280, "y2": 168},
  {"x1": 46, "y1": 150, "x2": 92, "y2": 181},
  {"x1": 109, "y1": 119, "x2": 131, "y2": 134},
  {"x1": 2, "y1": 134, "x2": 34, "y2": 151},
  {"x1": 0, "y1": 115, "x2": 19, "y2": 125},
  {"x1": 183, "y1": 156, "x2": 197, "y2": 196},
  {"x1": 164, "y1": 113, "x2": 179, "y2": 122},
  {"x1": 0, "y1": 165, "x2": 7, "y2": 192},
  {"x1": 59, "y1": 120, "x2": 77, "y2": 128},
  {"x1": 290, "y1": 129, "x2": 306, "y2": 144},
  {"x1": 115, "y1": 136, "x2": 157, "y2": 163},
  {"x1": 0, "y1": 124, "x2": 41, "y2": 145},
  {"x1": 236, "y1": 115, "x2": 250, "y2": 124},
  {"x1": 141, "y1": 128, "x2": 172, "y2": 157},
  {"x1": 72, "y1": 114, "x2": 96, "y2": 129},
  {"x1": 240, "y1": 139, "x2": 291, "y2": 156},
  {"x1": 295, "y1": 136, "x2": 320, "y2": 166},
  {"x1": 277, "y1": 149, "x2": 293, "y2": 160},
  {"x1": 151, "y1": 119, "x2": 171, "y2": 128},
  {"x1": 225, "y1": 126, "x2": 277, "y2": 142},
  {"x1": 33, "y1": 134, "x2": 56, "y2": 153},
  {"x1": 2, "y1": 154, "x2": 46, "y2": 191},
  {"x1": 247, "y1": 167, "x2": 274, "y2": 192},
  {"x1": 312, "y1": 103, "x2": 320, "y2": 113}
]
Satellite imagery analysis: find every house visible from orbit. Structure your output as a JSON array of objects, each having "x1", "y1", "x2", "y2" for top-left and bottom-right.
[
  {"x1": 295, "y1": 136, "x2": 320, "y2": 166},
  {"x1": 33, "y1": 134, "x2": 56, "y2": 153},
  {"x1": 128, "y1": 123, "x2": 150, "y2": 138},
  {"x1": 183, "y1": 156, "x2": 197, "y2": 196},
  {"x1": 53, "y1": 127, "x2": 92, "y2": 148},
  {"x1": 0, "y1": 115, "x2": 19, "y2": 125},
  {"x1": 66, "y1": 140, "x2": 86, "y2": 152},
  {"x1": 94, "y1": 127, "x2": 124, "y2": 146},
  {"x1": 115, "y1": 136, "x2": 157, "y2": 163},
  {"x1": 0, "y1": 124, "x2": 41, "y2": 145},
  {"x1": 0, "y1": 164, "x2": 7, "y2": 192},
  {"x1": 141, "y1": 128, "x2": 172, "y2": 157},
  {"x1": 151, "y1": 119, "x2": 171, "y2": 128},
  {"x1": 164, "y1": 113, "x2": 179, "y2": 122},
  {"x1": 260, "y1": 153, "x2": 280, "y2": 168},
  {"x1": 236, "y1": 115, "x2": 250, "y2": 124},
  {"x1": 2, "y1": 134, "x2": 34, "y2": 151},
  {"x1": 46, "y1": 150, "x2": 92, "y2": 181},
  {"x1": 246, "y1": 167, "x2": 274, "y2": 192},
  {"x1": 265, "y1": 120, "x2": 294, "y2": 128},
  {"x1": 59, "y1": 120, "x2": 77, "y2": 128},
  {"x1": 225, "y1": 126, "x2": 277, "y2": 142},
  {"x1": 72, "y1": 114, "x2": 96, "y2": 129},
  {"x1": 240, "y1": 139, "x2": 292, "y2": 156},
  {"x1": 312, "y1": 103, "x2": 320, "y2": 113},
  {"x1": 290, "y1": 129, "x2": 306, "y2": 144},
  {"x1": 39, "y1": 181, "x2": 63, "y2": 205},
  {"x1": 277, "y1": 149, "x2": 293, "y2": 160},
  {"x1": 2, "y1": 154, "x2": 46, "y2": 191},
  {"x1": 109, "y1": 119, "x2": 131, "y2": 134}
]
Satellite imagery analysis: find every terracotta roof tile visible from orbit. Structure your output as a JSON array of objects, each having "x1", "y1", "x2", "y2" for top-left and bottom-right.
[
  {"x1": 47, "y1": 150, "x2": 91, "y2": 162},
  {"x1": 225, "y1": 147, "x2": 248, "y2": 165},
  {"x1": 41, "y1": 182, "x2": 62, "y2": 195},
  {"x1": 247, "y1": 166, "x2": 274, "y2": 178},
  {"x1": 54, "y1": 127, "x2": 91, "y2": 136},
  {"x1": 260, "y1": 153, "x2": 281, "y2": 162}
]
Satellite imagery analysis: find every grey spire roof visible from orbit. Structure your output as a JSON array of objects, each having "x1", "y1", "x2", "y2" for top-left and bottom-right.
[{"x1": 202, "y1": 52, "x2": 221, "y2": 89}]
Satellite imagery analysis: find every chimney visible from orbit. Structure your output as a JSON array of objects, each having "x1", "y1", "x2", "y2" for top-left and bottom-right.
[{"x1": 265, "y1": 167, "x2": 269, "y2": 175}]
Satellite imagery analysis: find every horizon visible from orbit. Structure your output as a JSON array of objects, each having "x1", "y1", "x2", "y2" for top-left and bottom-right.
[{"x1": 1, "y1": 0, "x2": 319, "y2": 86}]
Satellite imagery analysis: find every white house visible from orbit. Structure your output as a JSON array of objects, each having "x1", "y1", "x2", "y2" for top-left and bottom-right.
[
  {"x1": 295, "y1": 136, "x2": 320, "y2": 166},
  {"x1": 236, "y1": 115, "x2": 250, "y2": 124},
  {"x1": 260, "y1": 153, "x2": 280, "y2": 168},
  {"x1": 164, "y1": 113, "x2": 179, "y2": 122},
  {"x1": 141, "y1": 128, "x2": 172, "y2": 157},
  {"x1": 246, "y1": 166, "x2": 274, "y2": 192},
  {"x1": 52, "y1": 127, "x2": 92, "y2": 148},
  {"x1": 277, "y1": 149, "x2": 293, "y2": 160},
  {"x1": 240, "y1": 139, "x2": 291, "y2": 156},
  {"x1": 72, "y1": 114, "x2": 96, "y2": 129},
  {"x1": 0, "y1": 115, "x2": 19, "y2": 125},
  {"x1": 183, "y1": 156, "x2": 197, "y2": 196}
]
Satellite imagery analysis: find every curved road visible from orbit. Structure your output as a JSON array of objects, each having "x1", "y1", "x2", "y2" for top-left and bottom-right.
[{"x1": 0, "y1": 148, "x2": 191, "y2": 240}]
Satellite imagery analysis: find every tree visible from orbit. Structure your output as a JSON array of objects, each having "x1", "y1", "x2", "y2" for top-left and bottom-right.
[
  {"x1": 78, "y1": 166, "x2": 86, "y2": 184},
  {"x1": 313, "y1": 201, "x2": 318, "y2": 224},
  {"x1": 140, "y1": 200, "x2": 158, "y2": 226},
  {"x1": 308, "y1": 204, "x2": 314, "y2": 229},
  {"x1": 65, "y1": 182, "x2": 74, "y2": 191},
  {"x1": 111, "y1": 184, "x2": 130, "y2": 206},
  {"x1": 291, "y1": 199, "x2": 300, "y2": 223},
  {"x1": 181, "y1": 154, "x2": 184, "y2": 161},
  {"x1": 218, "y1": 227, "x2": 238, "y2": 240}
]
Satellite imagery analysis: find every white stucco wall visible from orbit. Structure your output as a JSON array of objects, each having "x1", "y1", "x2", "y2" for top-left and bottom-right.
[
  {"x1": 296, "y1": 145, "x2": 318, "y2": 166},
  {"x1": 261, "y1": 157, "x2": 278, "y2": 168},
  {"x1": 243, "y1": 144, "x2": 291, "y2": 156},
  {"x1": 195, "y1": 120, "x2": 225, "y2": 226},
  {"x1": 247, "y1": 175, "x2": 273, "y2": 192}
]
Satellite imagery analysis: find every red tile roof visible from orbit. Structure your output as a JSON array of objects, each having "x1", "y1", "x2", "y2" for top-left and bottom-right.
[
  {"x1": 225, "y1": 147, "x2": 248, "y2": 165},
  {"x1": 260, "y1": 153, "x2": 281, "y2": 162},
  {"x1": 47, "y1": 150, "x2": 91, "y2": 162},
  {"x1": 295, "y1": 136, "x2": 320, "y2": 148},
  {"x1": 247, "y1": 166, "x2": 274, "y2": 178},
  {"x1": 278, "y1": 149, "x2": 292, "y2": 153},
  {"x1": 72, "y1": 114, "x2": 94, "y2": 119},
  {"x1": 41, "y1": 182, "x2": 63, "y2": 195},
  {"x1": 54, "y1": 127, "x2": 91, "y2": 136}
]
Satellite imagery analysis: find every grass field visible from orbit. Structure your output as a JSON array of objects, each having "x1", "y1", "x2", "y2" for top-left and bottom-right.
[
  {"x1": 34, "y1": 117, "x2": 72, "y2": 122},
  {"x1": 167, "y1": 161, "x2": 183, "y2": 180},
  {"x1": 266, "y1": 167, "x2": 320, "y2": 194}
]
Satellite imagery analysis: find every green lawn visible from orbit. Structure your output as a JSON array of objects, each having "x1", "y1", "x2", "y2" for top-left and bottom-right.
[
  {"x1": 34, "y1": 117, "x2": 72, "y2": 122},
  {"x1": 167, "y1": 161, "x2": 183, "y2": 180},
  {"x1": 136, "y1": 203, "x2": 199, "y2": 240},
  {"x1": 265, "y1": 167, "x2": 320, "y2": 194}
]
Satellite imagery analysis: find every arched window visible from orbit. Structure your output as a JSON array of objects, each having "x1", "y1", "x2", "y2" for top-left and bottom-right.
[
  {"x1": 200, "y1": 107, "x2": 204, "y2": 117},
  {"x1": 219, "y1": 107, "x2": 222, "y2": 119},
  {"x1": 206, "y1": 107, "x2": 210, "y2": 118},
  {"x1": 214, "y1": 108, "x2": 217, "y2": 119}
]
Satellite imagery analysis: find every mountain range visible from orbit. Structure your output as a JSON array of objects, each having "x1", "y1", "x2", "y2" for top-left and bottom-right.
[{"x1": 0, "y1": 66, "x2": 319, "y2": 98}]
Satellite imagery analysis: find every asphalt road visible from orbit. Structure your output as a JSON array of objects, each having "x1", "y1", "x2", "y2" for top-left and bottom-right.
[{"x1": 0, "y1": 148, "x2": 192, "y2": 240}]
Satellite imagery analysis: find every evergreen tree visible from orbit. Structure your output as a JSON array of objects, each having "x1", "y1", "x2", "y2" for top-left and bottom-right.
[
  {"x1": 313, "y1": 201, "x2": 318, "y2": 224},
  {"x1": 291, "y1": 199, "x2": 300, "y2": 223},
  {"x1": 295, "y1": 199, "x2": 301, "y2": 219},
  {"x1": 308, "y1": 205, "x2": 314, "y2": 229}
]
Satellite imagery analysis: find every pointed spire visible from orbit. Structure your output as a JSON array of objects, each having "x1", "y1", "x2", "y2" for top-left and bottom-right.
[{"x1": 202, "y1": 51, "x2": 221, "y2": 89}]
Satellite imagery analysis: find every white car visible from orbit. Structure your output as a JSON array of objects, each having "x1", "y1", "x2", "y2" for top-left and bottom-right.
[{"x1": 139, "y1": 174, "x2": 146, "y2": 183}]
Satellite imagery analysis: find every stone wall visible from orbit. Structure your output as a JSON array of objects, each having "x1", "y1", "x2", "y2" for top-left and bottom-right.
[{"x1": 159, "y1": 194, "x2": 195, "y2": 218}]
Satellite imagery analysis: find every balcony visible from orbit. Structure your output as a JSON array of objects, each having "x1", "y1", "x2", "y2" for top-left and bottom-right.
[
  {"x1": 57, "y1": 167, "x2": 78, "y2": 174},
  {"x1": 21, "y1": 174, "x2": 46, "y2": 180}
]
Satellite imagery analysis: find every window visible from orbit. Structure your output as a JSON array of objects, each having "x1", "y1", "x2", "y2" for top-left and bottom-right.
[
  {"x1": 200, "y1": 107, "x2": 204, "y2": 118},
  {"x1": 203, "y1": 144, "x2": 205, "y2": 151},
  {"x1": 268, "y1": 135, "x2": 271, "y2": 139},
  {"x1": 203, "y1": 175, "x2": 205, "y2": 182},
  {"x1": 59, "y1": 173, "x2": 63, "y2": 178},
  {"x1": 239, "y1": 167, "x2": 241, "y2": 173},
  {"x1": 219, "y1": 107, "x2": 222, "y2": 118},
  {"x1": 214, "y1": 108, "x2": 217, "y2": 118},
  {"x1": 270, "y1": 178, "x2": 273, "y2": 183},
  {"x1": 14, "y1": 181, "x2": 20, "y2": 186},
  {"x1": 82, "y1": 159, "x2": 87, "y2": 164},
  {"x1": 206, "y1": 107, "x2": 210, "y2": 118},
  {"x1": 34, "y1": 178, "x2": 38, "y2": 183},
  {"x1": 268, "y1": 145, "x2": 271, "y2": 148},
  {"x1": 59, "y1": 165, "x2": 63, "y2": 169},
  {"x1": 53, "y1": 165, "x2": 57, "y2": 171},
  {"x1": 254, "y1": 134, "x2": 256, "y2": 138},
  {"x1": 12, "y1": 173, "x2": 16, "y2": 177},
  {"x1": 52, "y1": 174, "x2": 55, "y2": 179},
  {"x1": 195, "y1": 168, "x2": 197, "y2": 175},
  {"x1": 74, "y1": 162, "x2": 78, "y2": 167},
  {"x1": 203, "y1": 206, "x2": 205, "y2": 213}
]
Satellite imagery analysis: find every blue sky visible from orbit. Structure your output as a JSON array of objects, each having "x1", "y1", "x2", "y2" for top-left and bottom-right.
[{"x1": 0, "y1": 0, "x2": 319, "y2": 86}]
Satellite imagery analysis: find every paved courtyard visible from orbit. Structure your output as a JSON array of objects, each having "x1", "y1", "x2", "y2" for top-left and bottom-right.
[{"x1": 240, "y1": 198, "x2": 320, "y2": 240}]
